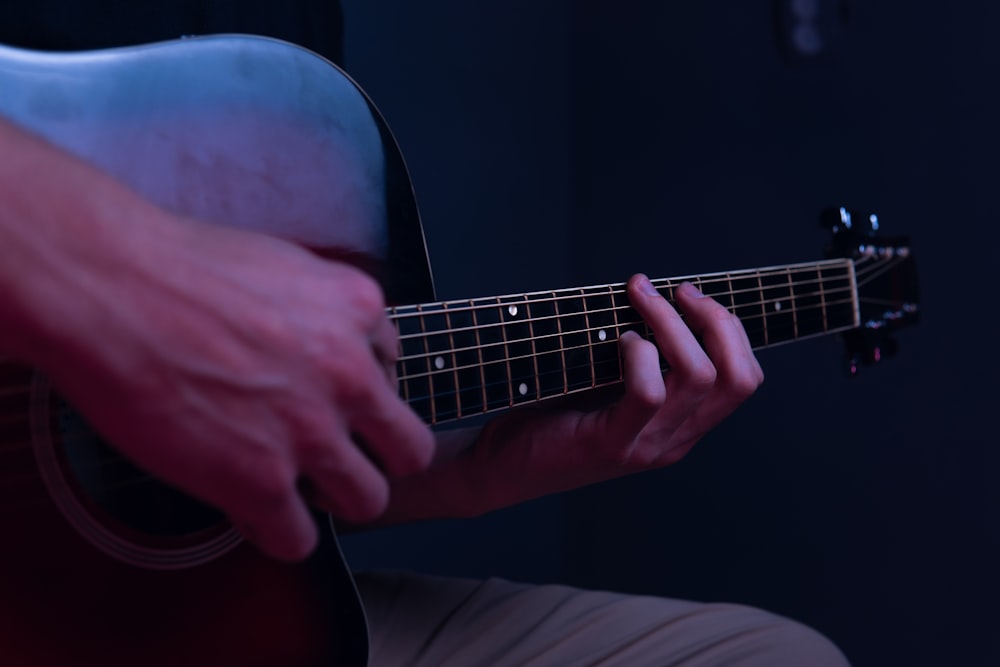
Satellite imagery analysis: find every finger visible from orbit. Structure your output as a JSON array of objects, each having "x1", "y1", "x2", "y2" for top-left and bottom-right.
[
  {"x1": 626, "y1": 275, "x2": 717, "y2": 414},
  {"x1": 371, "y1": 312, "x2": 400, "y2": 383},
  {"x1": 674, "y1": 281, "x2": 764, "y2": 401},
  {"x1": 342, "y1": 353, "x2": 436, "y2": 477},
  {"x1": 230, "y1": 489, "x2": 318, "y2": 562},
  {"x1": 303, "y1": 430, "x2": 393, "y2": 523},
  {"x1": 596, "y1": 330, "x2": 666, "y2": 443},
  {"x1": 661, "y1": 282, "x2": 764, "y2": 446}
]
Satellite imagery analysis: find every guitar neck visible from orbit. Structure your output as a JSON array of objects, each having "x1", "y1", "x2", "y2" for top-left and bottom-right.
[{"x1": 391, "y1": 258, "x2": 859, "y2": 425}]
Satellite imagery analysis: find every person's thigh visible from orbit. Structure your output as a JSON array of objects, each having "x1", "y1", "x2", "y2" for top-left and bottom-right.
[{"x1": 355, "y1": 571, "x2": 849, "y2": 667}]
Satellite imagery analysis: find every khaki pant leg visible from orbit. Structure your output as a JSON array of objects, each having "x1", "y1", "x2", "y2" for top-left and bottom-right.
[{"x1": 355, "y1": 571, "x2": 849, "y2": 667}]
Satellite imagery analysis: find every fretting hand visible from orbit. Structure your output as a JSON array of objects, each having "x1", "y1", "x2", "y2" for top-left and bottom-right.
[{"x1": 377, "y1": 274, "x2": 764, "y2": 521}]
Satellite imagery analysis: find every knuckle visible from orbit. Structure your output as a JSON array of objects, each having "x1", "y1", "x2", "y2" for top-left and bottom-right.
[
  {"x1": 334, "y1": 372, "x2": 378, "y2": 409},
  {"x1": 349, "y1": 271, "x2": 386, "y2": 316},
  {"x1": 686, "y1": 361, "x2": 718, "y2": 393},
  {"x1": 245, "y1": 463, "x2": 297, "y2": 515},
  {"x1": 291, "y1": 403, "x2": 338, "y2": 441},
  {"x1": 633, "y1": 381, "x2": 667, "y2": 412},
  {"x1": 341, "y1": 478, "x2": 390, "y2": 523},
  {"x1": 736, "y1": 366, "x2": 765, "y2": 396}
]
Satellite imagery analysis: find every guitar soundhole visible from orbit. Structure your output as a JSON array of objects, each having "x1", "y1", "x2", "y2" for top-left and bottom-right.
[
  {"x1": 30, "y1": 373, "x2": 241, "y2": 569},
  {"x1": 55, "y1": 396, "x2": 224, "y2": 539}
]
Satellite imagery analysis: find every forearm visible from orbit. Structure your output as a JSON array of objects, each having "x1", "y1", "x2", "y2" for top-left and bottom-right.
[
  {"x1": 375, "y1": 413, "x2": 590, "y2": 526},
  {"x1": 375, "y1": 429, "x2": 497, "y2": 525},
  {"x1": 0, "y1": 116, "x2": 168, "y2": 367}
]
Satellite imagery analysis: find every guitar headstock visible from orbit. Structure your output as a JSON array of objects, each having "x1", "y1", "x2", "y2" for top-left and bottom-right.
[{"x1": 821, "y1": 207, "x2": 920, "y2": 375}]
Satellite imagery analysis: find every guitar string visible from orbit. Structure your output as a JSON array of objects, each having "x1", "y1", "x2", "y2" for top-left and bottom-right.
[
  {"x1": 854, "y1": 257, "x2": 909, "y2": 288},
  {"x1": 395, "y1": 291, "x2": 857, "y2": 370},
  {"x1": 395, "y1": 301, "x2": 855, "y2": 389},
  {"x1": 392, "y1": 271, "x2": 854, "y2": 343},
  {"x1": 393, "y1": 258, "x2": 907, "y2": 404},
  {"x1": 391, "y1": 256, "x2": 898, "y2": 369},
  {"x1": 390, "y1": 262, "x2": 859, "y2": 325},
  {"x1": 389, "y1": 257, "x2": 892, "y2": 346},
  {"x1": 387, "y1": 255, "x2": 890, "y2": 328}
]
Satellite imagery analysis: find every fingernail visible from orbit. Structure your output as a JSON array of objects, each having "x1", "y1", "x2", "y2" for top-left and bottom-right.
[
  {"x1": 678, "y1": 282, "x2": 706, "y2": 298},
  {"x1": 637, "y1": 274, "x2": 660, "y2": 297}
]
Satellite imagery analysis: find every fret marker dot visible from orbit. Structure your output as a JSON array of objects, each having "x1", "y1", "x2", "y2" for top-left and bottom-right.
[
  {"x1": 774, "y1": 302, "x2": 783, "y2": 312},
  {"x1": 518, "y1": 382, "x2": 529, "y2": 396},
  {"x1": 598, "y1": 329, "x2": 608, "y2": 342},
  {"x1": 508, "y1": 305, "x2": 518, "y2": 317},
  {"x1": 434, "y1": 356, "x2": 446, "y2": 370}
]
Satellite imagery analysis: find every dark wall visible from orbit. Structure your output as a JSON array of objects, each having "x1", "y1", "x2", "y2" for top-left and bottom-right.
[{"x1": 339, "y1": 2, "x2": 998, "y2": 666}]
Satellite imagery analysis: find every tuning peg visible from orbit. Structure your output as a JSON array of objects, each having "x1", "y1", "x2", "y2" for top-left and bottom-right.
[
  {"x1": 820, "y1": 206, "x2": 853, "y2": 233},
  {"x1": 821, "y1": 207, "x2": 880, "y2": 236},
  {"x1": 844, "y1": 329, "x2": 899, "y2": 377}
]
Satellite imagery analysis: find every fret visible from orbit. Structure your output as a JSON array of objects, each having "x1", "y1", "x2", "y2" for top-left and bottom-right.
[
  {"x1": 609, "y1": 285, "x2": 629, "y2": 383},
  {"x1": 654, "y1": 280, "x2": 679, "y2": 373},
  {"x1": 417, "y1": 305, "x2": 437, "y2": 423},
  {"x1": 498, "y1": 296, "x2": 536, "y2": 405},
  {"x1": 712, "y1": 274, "x2": 736, "y2": 312},
  {"x1": 791, "y1": 266, "x2": 826, "y2": 338},
  {"x1": 442, "y1": 304, "x2": 460, "y2": 418},
  {"x1": 523, "y1": 297, "x2": 542, "y2": 400},
  {"x1": 443, "y1": 302, "x2": 485, "y2": 418},
  {"x1": 470, "y1": 299, "x2": 489, "y2": 413},
  {"x1": 553, "y1": 292, "x2": 569, "y2": 394},
  {"x1": 419, "y1": 304, "x2": 458, "y2": 423},
  {"x1": 562, "y1": 291, "x2": 594, "y2": 392},
  {"x1": 729, "y1": 272, "x2": 767, "y2": 349},
  {"x1": 755, "y1": 271, "x2": 769, "y2": 347},
  {"x1": 691, "y1": 276, "x2": 705, "y2": 302},
  {"x1": 394, "y1": 306, "x2": 433, "y2": 424},
  {"x1": 759, "y1": 270, "x2": 797, "y2": 346},
  {"x1": 473, "y1": 298, "x2": 512, "y2": 411},
  {"x1": 523, "y1": 294, "x2": 567, "y2": 399},
  {"x1": 581, "y1": 286, "x2": 622, "y2": 386},
  {"x1": 785, "y1": 267, "x2": 799, "y2": 339},
  {"x1": 820, "y1": 264, "x2": 857, "y2": 331},
  {"x1": 848, "y1": 261, "x2": 861, "y2": 328},
  {"x1": 579, "y1": 289, "x2": 597, "y2": 388},
  {"x1": 818, "y1": 266, "x2": 829, "y2": 331},
  {"x1": 394, "y1": 308, "x2": 411, "y2": 406}
]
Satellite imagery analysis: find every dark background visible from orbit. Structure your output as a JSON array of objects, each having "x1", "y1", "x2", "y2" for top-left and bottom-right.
[{"x1": 337, "y1": 2, "x2": 998, "y2": 666}]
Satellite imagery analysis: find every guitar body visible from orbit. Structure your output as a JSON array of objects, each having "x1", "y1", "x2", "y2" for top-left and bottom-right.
[{"x1": 0, "y1": 35, "x2": 434, "y2": 665}]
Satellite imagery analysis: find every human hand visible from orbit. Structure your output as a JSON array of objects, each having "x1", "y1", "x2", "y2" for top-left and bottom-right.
[
  {"x1": 36, "y1": 215, "x2": 434, "y2": 561},
  {"x1": 461, "y1": 274, "x2": 764, "y2": 509}
]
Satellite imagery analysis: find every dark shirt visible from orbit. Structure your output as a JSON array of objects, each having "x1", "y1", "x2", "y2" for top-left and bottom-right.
[{"x1": 0, "y1": 0, "x2": 343, "y2": 64}]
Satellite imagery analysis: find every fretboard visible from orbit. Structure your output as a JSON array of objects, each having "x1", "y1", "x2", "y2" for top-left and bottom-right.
[{"x1": 391, "y1": 258, "x2": 858, "y2": 425}]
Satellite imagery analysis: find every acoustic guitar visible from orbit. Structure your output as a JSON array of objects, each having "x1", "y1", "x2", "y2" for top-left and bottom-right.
[{"x1": 0, "y1": 35, "x2": 919, "y2": 666}]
